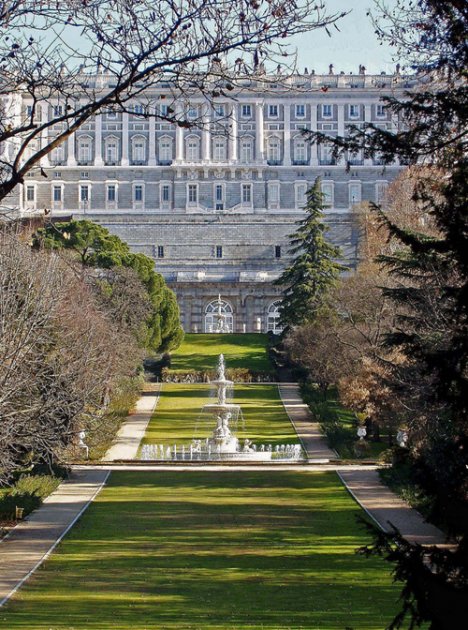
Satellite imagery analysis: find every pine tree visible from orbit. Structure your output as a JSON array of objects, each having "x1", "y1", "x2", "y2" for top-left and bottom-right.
[
  {"x1": 275, "y1": 178, "x2": 345, "y2": 330},
  {"x1": 304, "y1": 2, "x2": 468, "y2": 626}
]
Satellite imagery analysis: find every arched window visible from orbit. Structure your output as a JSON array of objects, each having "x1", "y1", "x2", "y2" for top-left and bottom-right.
[
  {"x1": 240, "y1": 136, "x2": 253, "y2": 163},
  {"x1": 104, "y1": 135, "x2": 119, "y2": 164},
  {"x1": 293, "y1": 137, "x2": 307, "y2": 164},
  {"x1": 204, "y1": 298, "x2": 234, "y2": 333},
  {"x1": 267, "y1": 136, "x2": 281, "y2": 164},
  {"x1": 186, "y1": 135, "x2": 200, "y2": 162},
  {"x1": 131, "y1": 135, "x2": 146, "y2": 164},
  {"x1": 212, "y1": 136, "x2": 227, "y2": 162},
  {"x1": 266, "y1": 301, "x2": 283, "y2": 334},
  {"x1": 158, "y1": 135, "x2": 173, "y2": 164},
  {"x1": 77, "y1": 135, "x2": 93, "y2": 164}
]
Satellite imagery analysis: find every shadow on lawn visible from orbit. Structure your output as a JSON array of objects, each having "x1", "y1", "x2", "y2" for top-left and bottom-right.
[{"x1": 0, "y1": 472, "x2": 399, "y2": 629}]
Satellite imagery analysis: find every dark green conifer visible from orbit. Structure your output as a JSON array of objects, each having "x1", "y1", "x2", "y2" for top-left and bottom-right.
[{"x1": 276, "y1": 177, "x2": 345, "y2": 330}]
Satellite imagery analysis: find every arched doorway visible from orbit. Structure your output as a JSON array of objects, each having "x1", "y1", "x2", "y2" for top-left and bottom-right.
[
  {"x1": 205, "y1": 298, "x2": 234, "y2": 333},
  {"x1": 266, "y1": 301, "x2": 283, "y2": 334}
]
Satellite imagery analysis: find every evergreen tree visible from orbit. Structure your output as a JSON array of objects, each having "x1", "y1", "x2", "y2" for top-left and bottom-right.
[
  {"x1": 275, "y1": 178, "x2": 345, "y2": 330},
  {"x1": 34, "y1": 220, "x2": 184, "y2": 354},
  {"x1": 306, "y1": 2, "x2": 468, "y2": 626}
]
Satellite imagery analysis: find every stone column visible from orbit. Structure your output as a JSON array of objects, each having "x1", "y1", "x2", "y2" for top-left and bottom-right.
[
  {"x1": 67, "y1": 132, "x2": 76, "y2": 166},
  {"x1": 337, "y1": 103, "x2": 345, "y2": 165},
  {"x1": 148, "y1": 106, "x2": 156, "y2": 165},
  {"x1": 229, "y1": 103, "x2": 238, "y2": 162},
  {"x1": 121, "y1": 112, "x2": 129, "y2": 166},
  {"x1": 283, "y1": 103, "x2": 291, "y2": 166},
  {"x1": 94, "y1": 114, "x2": 103, "y2": 166},
  {"x1": 40, "y1": 103, "x2": 50, "y2": 166},
  {"x1": 310, "y1": 103, "x2": 318, "y2": 165},
  {"x1": 175, "y1": 102, "x2": 184, "y2": 162},
  {"x1": 255, "y1": 102, "x2": 264, "y2": 162},
  {"x1": 202, "y1": 104, "x2": 211, "y2": 162}
]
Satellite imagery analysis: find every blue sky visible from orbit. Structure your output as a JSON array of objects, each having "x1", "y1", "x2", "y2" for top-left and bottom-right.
[{"x1": 289, "y1": 0, "x2": 400, "y2": 75}]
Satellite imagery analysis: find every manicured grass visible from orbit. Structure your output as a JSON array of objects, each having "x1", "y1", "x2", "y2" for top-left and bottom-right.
[
  {"x1": 0, "y1": 471, "x2": 400, "y2": 629},
  {"x1": 140, "y1": 383, "x2": 300, "y2": 451},
  {"x1": 169, "y1": 333, "x2": 273, "y2": 373}
]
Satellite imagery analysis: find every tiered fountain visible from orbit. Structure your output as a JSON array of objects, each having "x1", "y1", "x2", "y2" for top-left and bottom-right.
[
  {"x1": 202, "y1": 354, "x2": 240, "y2": 454},
  {"x1": 140, "y1": 353, "x2": 304, "y2": 462}
]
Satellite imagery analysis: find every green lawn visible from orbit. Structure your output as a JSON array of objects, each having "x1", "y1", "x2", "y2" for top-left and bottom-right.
[
  {"x1": 170, "y1": 333, "x2": 273, "y2": 373},
  {"x1": 0, "y1": 471, "x2": 400, "y2": 629},
  {"x1": 140, "y1": 383, "x2": 300, "y2": 451}
]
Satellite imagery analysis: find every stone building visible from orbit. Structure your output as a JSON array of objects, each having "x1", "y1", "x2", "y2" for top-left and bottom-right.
[{"x1": 7, "y1": 70, "x2": 411, "y2": 332}]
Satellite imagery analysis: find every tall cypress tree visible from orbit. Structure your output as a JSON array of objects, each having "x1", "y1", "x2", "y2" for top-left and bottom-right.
[{"x1": 275, "y1": 178, "x2": 345, "y2": 330}]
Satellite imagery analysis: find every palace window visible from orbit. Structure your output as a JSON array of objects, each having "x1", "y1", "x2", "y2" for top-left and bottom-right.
[
  {"x1": 349, "y1": 182, "x2": 361, "y2": 206},
  {"x1": 104, "y1": 136, "x2": 119, "y2": 164},
  {"x1": 376, "y1": 103, "x2": 386, "y2": 117},
  {"x1": 80, "y1": 185, "x2": 89, "y2": 202},
  {"x1": 132, "y1": 103, "x2": 145, "y2": 115},
  {"x1": 50, "y1": 144, "x2": 65, "y2": 164},
  {"x1": 53, "y1": 186, "x2": 62, "y2": 202},
  {"x1": 293, "y1": 138, "x2": 307, "y2": 164},
  {"x1": 213, "y1": 136, "x2": 227, "y2": 162},
  {"x1": 132, "y1": 183, "x2": 145, "y2": 209},
  {"x1": 275, "y1": 245, "x2": 281, "y2": 258},
  {"x1": 131, "y1": 135, "x2": 146, "y2": 163},
  {"x1": 267, "y1": 182, "x2": 280, "y2": 210},
  {"x1": 349, "y1": 104, "x2": 360, "y2": 118},
  {"x1": 320, "y1": 143, "x2": 335, "y2": 165},
  {"x1": 158, "y1": 136, "x2": 173, "y2": 164},
  {"x1": 188, "y1": 183, "x2": 198, "y2": 205},
  {"x1": 322, "y1": 104, "x2": 332, "y2": 118},
  {"x1": 161, "y1": 183, "x2": 171, "y2": 205},
  {"x1": 267, "y1": 136, "x2": 281, "y2": 164},
  {"x1": 26, "y1": 185, "x2": 35, "y2": 203},
  {"x1": 214, "y1": 104, "x2": 225, "y2": 117},
  {"x1": 241, "y1": 183, "x2": 252, "y2": 205},
  {"x1": 157, "y1": 245, "x2": 164, "y2": 258},
  {"x1": 214, "y1": 184, "x2": 224, "y2": 210},
  {"x1": 53, "y1": 105, "x2": 63, "y2": 117},
  {"x1": 268, "y1": 104, "x2": 279, "y2": 118},
  {"x1": 77, "y1": 136, "x2": 92, "y2": 163},
  {"x1": 107, "y1": 185, "x2": 116, "y2": 202},
  {"x1": 240, "y1": 136, "x2": 253, "y2": 163},
  {"x1": 186, "y1": 136, "x2": 200, "y2": 162},
  {"x1": 241, "y1": 104, "x2": 252, "y2": 118},
  {"x1": 216, "y1": 245, "x2": 223, "y2": 258},
  {"x1": 295, "y1": 104, "x2": 305, "y2": 118}
]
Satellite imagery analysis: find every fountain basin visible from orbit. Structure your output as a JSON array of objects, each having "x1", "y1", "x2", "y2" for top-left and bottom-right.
[{"x1": 201, "y1": 403, "x2": 241, "y2": 414}]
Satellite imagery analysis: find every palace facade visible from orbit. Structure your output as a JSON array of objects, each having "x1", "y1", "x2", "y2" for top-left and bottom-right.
[{"x1": 6, "y1": 70, "x2": 412, "y2": 332}]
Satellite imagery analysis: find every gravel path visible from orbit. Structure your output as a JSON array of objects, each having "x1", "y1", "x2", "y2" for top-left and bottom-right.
[{"x1": 277, "y1": 382, "x2": 337, "y2": 461}]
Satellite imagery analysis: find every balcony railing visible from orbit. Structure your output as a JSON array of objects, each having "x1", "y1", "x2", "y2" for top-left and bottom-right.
[
  {"x1": 267, "y1": 159, "x2": 282, "y2": 166},
  {"x1": 292, "y1": 159, "x2": 309, "y2": 166}
]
